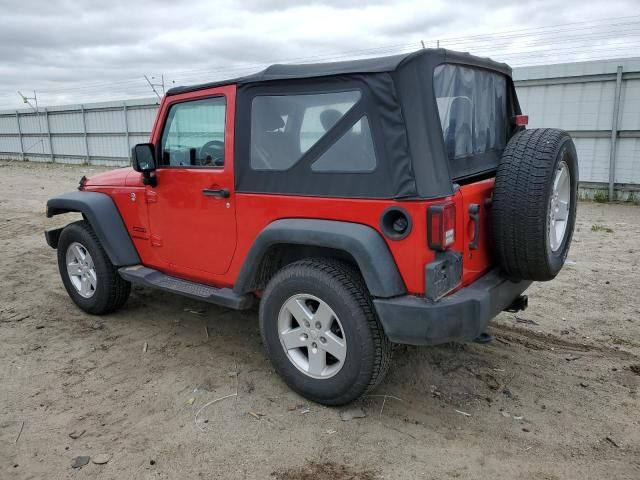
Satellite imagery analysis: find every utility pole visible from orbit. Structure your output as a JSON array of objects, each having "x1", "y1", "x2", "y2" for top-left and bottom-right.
[
  {"x1": 18, "y1": 90, "x2": 38, "y2": 112},
  {"x1": 17, "y1": 90, "x2": 45, "y2": 155},
  {"x1": 144, "y1": 74, "x2": 165, "y2": 101}
]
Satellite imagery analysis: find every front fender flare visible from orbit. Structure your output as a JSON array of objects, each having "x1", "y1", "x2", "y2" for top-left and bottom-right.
[
  {"x1": 46, "y1": 191, "x2": 140, "y2": 266},
  {"x1": 234, "y1": 219, "x2": 406, "y2": 298}
]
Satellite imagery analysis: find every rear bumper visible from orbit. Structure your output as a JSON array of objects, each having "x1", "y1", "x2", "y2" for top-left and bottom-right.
[{"x1": 373, "y1": 270, "x2": 532, "y2": 345}]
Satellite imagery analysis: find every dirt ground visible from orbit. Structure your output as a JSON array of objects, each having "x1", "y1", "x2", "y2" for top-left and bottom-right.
[{"x1": 1, "y1": 160, "x2": 639, "y2": 480}]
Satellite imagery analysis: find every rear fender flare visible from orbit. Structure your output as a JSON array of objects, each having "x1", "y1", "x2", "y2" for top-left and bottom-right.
[
  {"x1": 46, "y1": 191, "x2": 140, "y2": 266},
  {"x1": 234, "y1": 219, "x2": 406, "y2": 298}
]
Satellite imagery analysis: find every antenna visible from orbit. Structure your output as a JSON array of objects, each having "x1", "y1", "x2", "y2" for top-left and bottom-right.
[{"x1": 144, "y1": 74, "x2": 165, "y2": 100}]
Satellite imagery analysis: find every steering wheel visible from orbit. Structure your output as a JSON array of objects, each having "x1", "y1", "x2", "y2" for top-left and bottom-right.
[{"x1": 199, "y1": 140, "x2": 225, "y2": 166}]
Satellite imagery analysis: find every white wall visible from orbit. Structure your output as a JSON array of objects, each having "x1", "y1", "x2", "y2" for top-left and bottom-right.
[{"x1": 515, "y1": 57, "x2": 640, "y2": 187}]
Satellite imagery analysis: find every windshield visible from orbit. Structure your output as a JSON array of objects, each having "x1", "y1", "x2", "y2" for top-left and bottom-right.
[{"x1": 434, "y1": 64, "x2": 508, "y2": 163}]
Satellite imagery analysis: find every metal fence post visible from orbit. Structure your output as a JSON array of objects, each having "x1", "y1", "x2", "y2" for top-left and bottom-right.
[
  {"x1": 15, "y1": 111, "x2": 25, "y2": 161},
  {"x1": 81, "y1": 105, "x2": 90, "y2": 165},
  {"x1": 609, "y1": 65, "x2": 623, "y2": 202},
  {"x1": 44, "y1": 108, "x2": 54, "y2": 162},
  {"x1": 123, "y1": 103, "x2": 131, "y2": 164}
]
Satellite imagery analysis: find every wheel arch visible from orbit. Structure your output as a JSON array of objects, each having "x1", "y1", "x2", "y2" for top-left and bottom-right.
[
  {"x1": 233, "y1": 219, "x2": 406, "y2": 298},
  {"x1": 46, "y1": 191, "x2": 140, "y2": 266}
]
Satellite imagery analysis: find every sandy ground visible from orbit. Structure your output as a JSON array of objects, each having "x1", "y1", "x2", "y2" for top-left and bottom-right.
[{"x1": 0, "y1": 160, "x2": 639, "y2": 480}]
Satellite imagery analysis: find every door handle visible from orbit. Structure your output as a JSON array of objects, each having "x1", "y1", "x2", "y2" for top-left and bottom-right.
[
  {"x1": 468, "y1": 203, "x2": 480, "y2": 250},
  {"x1": 202, "y1": 188, "x2": 230, "y2": 198}
]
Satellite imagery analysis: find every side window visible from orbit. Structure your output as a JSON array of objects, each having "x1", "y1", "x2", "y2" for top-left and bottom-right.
[
  {"x1": 299, "y1": 96, "x2": 361, "y2": 152},
  {"x1": 160, "y1": 97, "x2": 226, "y2": 168},
  {"x1": 311, "y1": 116, "x2": 377, "y2": 172},
  {"x1": 250, "y1": 91, "x2": 360, "y2": 171}
]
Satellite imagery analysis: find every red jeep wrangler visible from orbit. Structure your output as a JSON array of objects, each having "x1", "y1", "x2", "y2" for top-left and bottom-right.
[{"x1": 45, "y1": 49, "x2": 578, "y2": 405}]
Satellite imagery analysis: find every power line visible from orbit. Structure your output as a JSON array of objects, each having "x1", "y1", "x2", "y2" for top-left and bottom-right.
[
  {"x1": 34, "y1": 42, "x2": 421, "y2": 96},
  {"x1": 28, "y1": 22, "x2": 640, "y2": 95},
  {"x1": 33, "y1": 33, "x2": 635, "y2": 98},
  {"x1": 433, "y1": 14, "x2": 640, "y2": 43},
  {"x1": 18, "y1": 15, "x2": 640, "y2": 95},
  {"x1": 3, "y1": 15, "x2": 640, "y2": 108},
  {"x1": 441, "y1": 27, "x2": 640, "y2": 50},
  {"x1": 36, "y1": 18, "x2": 640, "y2": 95},
  {"x1": 49, "y1": 33, "x2": 638, "y2": 96}
]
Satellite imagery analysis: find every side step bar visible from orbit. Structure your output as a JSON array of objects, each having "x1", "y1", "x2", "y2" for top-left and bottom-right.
[{"x1": 119, "y1": 265, "x2": 253, "y2": 310}]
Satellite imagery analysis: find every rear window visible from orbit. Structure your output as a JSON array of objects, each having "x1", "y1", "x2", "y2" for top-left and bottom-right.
[{"x1": 434, "y1": 64, "x2": 507, "y2": 162}]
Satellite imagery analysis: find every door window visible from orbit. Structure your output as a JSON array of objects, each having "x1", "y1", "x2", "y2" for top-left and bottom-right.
[{"x1": 160, "y1": 97, "x2": 226, "y2": 168}]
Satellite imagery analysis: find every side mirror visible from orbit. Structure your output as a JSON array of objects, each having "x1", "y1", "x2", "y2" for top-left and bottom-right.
[
  {"x1": 132, "y1": 143, "x2": 156, "y2": 172},
  {"x1": 132, "y1": 143, "x2": 157, "y2": 186}
]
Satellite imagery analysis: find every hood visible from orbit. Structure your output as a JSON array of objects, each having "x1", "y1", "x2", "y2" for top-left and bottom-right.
[{"x1": 83, "y1": 167, "x2": 136, "y2": 187}]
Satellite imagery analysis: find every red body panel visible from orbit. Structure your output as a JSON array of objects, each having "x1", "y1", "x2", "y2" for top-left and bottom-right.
[
  {"x1": 90, "y1": 180, "x2": 447, "y2": 294},
  {"x1": 143, "y1": 85, "x2": 238, "y2": 277},
  {"x1": 84, "y1": 84, "x2": 495, "y2": 297},
  {"x1": 232, "y1": 194, "x2": 442, "y2": 294},
  {"x1": 83, "y1": 168, "x2": 130, "y2": 187},
  {"x1": 452, "y1": 178, "x2": 495, "y2": 286}
]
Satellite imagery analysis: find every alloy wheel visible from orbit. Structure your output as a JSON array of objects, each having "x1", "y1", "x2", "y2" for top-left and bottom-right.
[
  {"x1": 277, "y1": 294, "x2": 347, "y2": 379},
  {"x1": 549, "y1": 160, "x2": 571, "y2": 252},
  {"x1": 66, "y1": 241, "x2": 97, "y2": 298}
]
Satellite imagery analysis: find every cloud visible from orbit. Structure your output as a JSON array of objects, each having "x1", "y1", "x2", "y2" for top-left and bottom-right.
[{"x1": 0, "y1": 0, "x2": 638, "y2": 109}]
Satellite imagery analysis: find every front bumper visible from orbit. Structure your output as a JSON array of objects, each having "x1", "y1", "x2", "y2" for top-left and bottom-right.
[
  {"x1": 44, "y1": 227, "x2": 63, "y2": 249},
  {"x1": 373, "y1": 270, "x2": 532, "y2": 345}
]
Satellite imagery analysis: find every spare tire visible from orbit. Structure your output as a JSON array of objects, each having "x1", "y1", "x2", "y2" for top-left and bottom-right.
[{"x1": 490, "y1": 128, "x2": 578, "y2": 281}]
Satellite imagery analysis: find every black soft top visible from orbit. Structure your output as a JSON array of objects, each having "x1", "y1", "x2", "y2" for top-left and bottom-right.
[
  {"x1": 166, "y1": 49, "x2": 519, "y2": 200},
  {"x1": 167, "y1": 49, "x2": 512, "y2": 96}
]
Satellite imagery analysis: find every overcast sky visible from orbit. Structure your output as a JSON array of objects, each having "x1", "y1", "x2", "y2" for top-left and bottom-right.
[{"x1": 1, "y1": 0, "x2": 640, "y2": 109}]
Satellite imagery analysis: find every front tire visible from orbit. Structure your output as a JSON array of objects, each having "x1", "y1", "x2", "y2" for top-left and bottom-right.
[
  {"x1": 57, "y1": 220, "x2": 131, "y2": 315},
  {"x1": 259, "y1": 259, "x2": 392, "y2": 406}
]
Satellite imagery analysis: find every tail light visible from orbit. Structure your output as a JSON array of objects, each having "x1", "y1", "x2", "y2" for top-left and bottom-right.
[
  {"x1": 427, "y1": 203, "x2": 456, "y2": 251},
  {"x1": 514, "y1": 115, "x2": 529, "y2": 126}
]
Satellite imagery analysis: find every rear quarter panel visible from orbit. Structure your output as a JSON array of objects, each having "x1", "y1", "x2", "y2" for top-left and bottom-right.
[{"x1": 228, "y1": 194, "x2": 450, "y2": 295}]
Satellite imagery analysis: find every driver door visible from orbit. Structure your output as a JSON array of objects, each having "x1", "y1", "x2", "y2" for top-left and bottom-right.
[{"x1": 146, "y1": 85, "x2": 237, "y2": 278}]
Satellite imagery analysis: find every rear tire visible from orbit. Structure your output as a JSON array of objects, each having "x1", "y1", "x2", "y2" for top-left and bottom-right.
[
  {"x1": 57, "y1": 220, "x2": 131, "y2": 315},
  {"x1": 491, "y1": 128, "x2": 578, "y2": 281},
  {"x1": 259, "y1": 259, "x2": 392, "y2": 406}
]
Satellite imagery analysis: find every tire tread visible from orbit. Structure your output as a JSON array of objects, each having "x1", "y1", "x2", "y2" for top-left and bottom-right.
[{"x1": 491, "y1": 128, "x2": 577, "y2": 280}]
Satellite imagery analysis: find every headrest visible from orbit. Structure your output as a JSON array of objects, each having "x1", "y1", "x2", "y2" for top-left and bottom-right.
[
  {"x1": 449, "y1": 96, "x2": 473, "y2": 117},
  {"x1": 320, "y1": 109, "x2": 342, "y2": 131}
]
